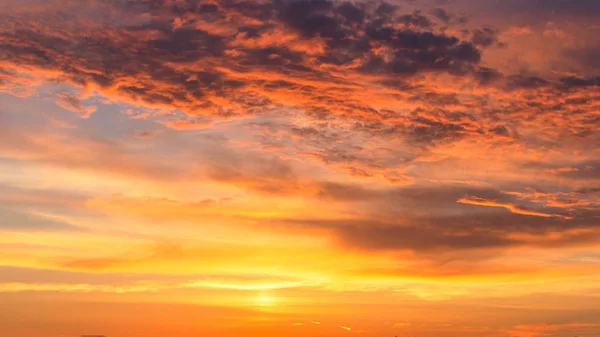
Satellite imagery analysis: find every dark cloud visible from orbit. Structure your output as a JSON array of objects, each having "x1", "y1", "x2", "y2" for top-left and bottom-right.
[
  {"x1": 523, "y1": 160, "x2": 600, "y2": 182},
  {"x1": 268, "y1": 179, "x2": 599, "y2": 254},
  {"x1": 1, "y1": 0, "x2": 598, "y2": 188},
  {"x1": 488, "y1": 125, "x2": 510, "y2": 137},
  {"x1": 357, "y1": 227, "x2": 514, "y2": 252},
  {"x1": 284, "y1": 206, "x2": 599, "y2": 254},
  {"x1": 402, "y1": 108, "x2": 482, "y2": 145},
  {"x1": 430, "y1": 8, "x2": 450, "y2": 22},
  {"x1": 409, "y1": 92, "x2": 461, "y2": 106},
  {"x1": 397, "y1": 12, "x2": 432, "y2": 28},
  {"x1": 473, "y1": 67, "x2": 503, "y2": 85},
  {"x1": 558, "y1": 161, "x2": 600, "y2": 181},
  {"x1": 337, "y1": 2, "x2": 366, "y2": 24},
  {"x1": 575, "y1": 187, "x2": 600, "y2": 195},
  {"x1": 226, "y1": 172, "x2": 594, "y2": 251},
  {"x1": 362, "y1": 26, "x2": 481, "y2": 75},
  {"x1": 493, "y1": 0, "x2": 600, "y2": 18},
  {"x1": 329, "y1": 220, "x2": 518, "y2": 252},
  {"x1": 471, "y1": 27, "x2": 499, "y2": 47},
  {"x1": 563, "y1": 46, "x2": 600, "y2": 72},
  {"x1": 199, "y1": 3, "x2": 219, "y2": 13},
  {"x1": 559, "y1": 76, "x2": 599, "y2": 88},
  {"x1": 374, "y1": 2, "x2": 399, "y2": 17},
  {"x1": 0, "y1": 0, "x2": 487, "y2": 119},
  {"x1": 505, "y1": 75, "x2": 548, "y2": 89}
]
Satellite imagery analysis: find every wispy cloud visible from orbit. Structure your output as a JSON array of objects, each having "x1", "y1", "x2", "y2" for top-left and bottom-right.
[{"x1": 457, "y1": 196, "x2": 573, "y2": 219}]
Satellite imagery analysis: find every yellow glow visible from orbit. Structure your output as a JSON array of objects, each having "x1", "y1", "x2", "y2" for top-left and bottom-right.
[
  {"x1": 2, "y1": 22, "x2": 600, "y2": 336},
  {"x1": 183, "y1": 281, "x2": 303, "y2": 291},
  {"x1": 255, "y1": 294, "x2": 276, "y2": 307}
]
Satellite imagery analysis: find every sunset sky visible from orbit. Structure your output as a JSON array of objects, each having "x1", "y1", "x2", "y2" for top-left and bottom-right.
[{"x1": 1, "y1": 0, "x2": 599, "y2": 336}]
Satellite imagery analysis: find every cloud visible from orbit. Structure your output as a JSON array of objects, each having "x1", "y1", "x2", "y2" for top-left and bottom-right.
[
  {"x1": 273, "y1": 183, "x2": 600, "y2": 255},
  {"x1": 0, "y1": 2, "x2": 600, "y2": 326},
  {"x1": 457, "y1": 196, "x2": 572, "y2": 219},
  {"x1": 0, "y1": 184, "x2": 87, "y2": 211},
  {"x1": 507, "y1": 323, "x2": 600, "y2": 337},
  {"x1": 55, "y1": 92, "x2": 97, "y2": 118},
  {"x1": 491, "y1": 0, "x2": 600, "y2": 18},
  {"x1": 161, "y1": 118, "x2": 214, "y2": 130},
  {"x1": 182, "y1": 279, "x2": 308, "y2": 291},
  {"x1": 0, "y1": 108, "x2": 186, "y2": 181},
  {"x1": 564, "y1": 46, "x2": 600, "y2": 72},
  {"x1": 430, "y1": 8, "x2": 450, "y2": 22},
  {"x1": 0, "y1": 208, "x2": 80, "y2": 232},
  {"x1": 471, "y1": 27, "x2": 500, "y2": 47},
  {"x1": 0, "y1": 282, "x2": 157, "y2": 293},
  {"x1": 332, "y1": 220, "x2": 518, "y2": 252},
  {"x1": 0, "y1": 0, "x2": 485, "y2": 120},
  {"x1": 523, "y1": 160, "x2": 600, "y2": 182},
  {"x1": 1, "y1": 0, "x2": 598, "y2": 180}
]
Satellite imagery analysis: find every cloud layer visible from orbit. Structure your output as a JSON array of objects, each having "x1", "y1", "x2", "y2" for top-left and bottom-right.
[{"x1": 1, "y1": 1, "x2": 600, "y2": 337}]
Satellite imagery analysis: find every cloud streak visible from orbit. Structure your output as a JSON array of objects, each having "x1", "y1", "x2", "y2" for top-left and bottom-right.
[{"x1": 457, "y1": 196, "x2": 572, "y2": 219}]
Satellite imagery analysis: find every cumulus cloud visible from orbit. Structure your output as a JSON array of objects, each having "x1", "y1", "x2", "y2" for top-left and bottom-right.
[
  {"x1": 0, "y1": 0, "x2": 485, "y2": 124},
  {"x1": 1, "y1": 0, "x2": 597, "y2": 168}
]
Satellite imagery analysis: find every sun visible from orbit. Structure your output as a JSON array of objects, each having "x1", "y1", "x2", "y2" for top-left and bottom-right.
[{"x1": 255, "y1": 294, "x2": 276, "y2": 307}]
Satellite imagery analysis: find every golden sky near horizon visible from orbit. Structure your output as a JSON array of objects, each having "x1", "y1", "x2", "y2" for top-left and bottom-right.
[{"x1": 1, "y1": 0, "x2": 600, "y2": 336}]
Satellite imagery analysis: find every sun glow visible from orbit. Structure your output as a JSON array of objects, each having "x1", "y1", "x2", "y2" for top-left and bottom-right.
[{"x1": 255, "y1": 293, "x2": 276, "y2": 307}]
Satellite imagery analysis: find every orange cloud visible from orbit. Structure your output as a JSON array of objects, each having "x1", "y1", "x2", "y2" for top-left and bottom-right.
[
  {"x1": 55, "y1": 92, "x2": 97, "y2": 118},
  {"x1": 507, "y1": 323, "x2": 600, "y2": 337},
  {"x1": 457, "y1": 196, "x2": 572, "y2": 219}
]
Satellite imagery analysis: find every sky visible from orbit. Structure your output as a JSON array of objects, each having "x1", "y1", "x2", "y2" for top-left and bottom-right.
[{"x1": 0, "y1": 0, "x2": 599, "y2": 336}]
